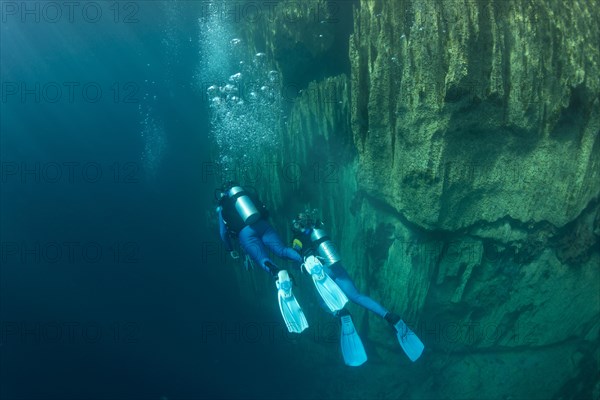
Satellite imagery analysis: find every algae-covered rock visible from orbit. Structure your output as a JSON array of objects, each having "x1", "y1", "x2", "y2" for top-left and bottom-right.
[
  {"x1": 236, "y1": 0, "x2": 354, "y2": 90},
  {"x1": 230, "y1": 1, "x2": 600, "y2": 399},
  {"x1": 350, "y1": 0, "x2": 600, "y2": 230}
]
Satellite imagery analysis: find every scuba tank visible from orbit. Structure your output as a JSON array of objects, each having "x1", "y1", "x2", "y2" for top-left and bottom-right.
[
  {"x1": 310, "y1": 228, "x2": 341, "y2": 265},
  {"x1": 227, "y1": 186, "x2": 261, "y2": 225}
]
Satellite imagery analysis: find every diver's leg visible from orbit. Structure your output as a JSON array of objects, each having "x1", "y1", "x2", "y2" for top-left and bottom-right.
[
  {"x1": 238, "y1": 225, "x2": 277, "y2": 274},
  {"x1": 260, "y1": 221, "x2": 303, "y2": 264},
  {"x1": 327, "y1": 262, "x2": 389, "y2": 318}
]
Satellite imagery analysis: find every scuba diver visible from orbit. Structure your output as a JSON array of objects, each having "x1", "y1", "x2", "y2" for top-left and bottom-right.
[
  {"x1": 215, "y1": 182, "x2": 349, "y2": 335},
  {"x1": 216, "y1": 182, "x2": 301, "y2": 273},
  {"x1": 291, "y1": 208, "x2": 424, "y2": 365}
]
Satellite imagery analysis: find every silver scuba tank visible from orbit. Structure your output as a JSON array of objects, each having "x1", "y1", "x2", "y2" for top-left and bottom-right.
[
  {"x1": 310, "y1": 228, "x2": 341, "y2": 265},
  {"x1": 228, "y1": 186, "x2": 261, "y2": 225}
]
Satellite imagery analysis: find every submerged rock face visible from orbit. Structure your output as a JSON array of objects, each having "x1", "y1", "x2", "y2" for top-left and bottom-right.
[
  {"x1": 345, "y1": 2, "x2": 598, "y2": 397},
  {"x1": 234, "y1": 0, "x2": 600, "y2": 399},
  {"x1": 238, "y1": 0, "x2": 355, "y2": 90},
  {"x1": 350, "y1": 0, "x2": 600, "y2": 231}
]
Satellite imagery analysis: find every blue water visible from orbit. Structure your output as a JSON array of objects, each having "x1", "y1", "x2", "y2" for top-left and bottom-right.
[{"x1": 0, "y1": 2, "x2": 328, "y2": 399}]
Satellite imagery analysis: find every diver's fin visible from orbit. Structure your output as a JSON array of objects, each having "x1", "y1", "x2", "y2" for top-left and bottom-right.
[
  {"x1": 276, "y1": 270, "x2": 308, "y2": 333},
  {"x1": 340, "y1": 314, "x2": 367, "y2": 367},
  {"x1": 394, "y1": 319, "x2": 424, "y2": 362},
  {"x1": 303, "y1": 256, "x2": 348, "y2": 312}
]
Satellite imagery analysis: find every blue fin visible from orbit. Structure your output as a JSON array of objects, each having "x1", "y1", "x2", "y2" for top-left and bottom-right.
[
  {"x1": 394, "y1": 319, "x2": 424, "y2": 362},
  {"x1": 340, "y1": 315, "x2": 367, "y2": 366},
  {"x1": 303, "y1": 256, "x2": 348, "y2": 312},
  {"x1": 277, "y1": 271, "x2": 308, "y2": 333}
]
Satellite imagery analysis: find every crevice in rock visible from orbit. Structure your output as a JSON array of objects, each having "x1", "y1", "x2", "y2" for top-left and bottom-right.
[
  {"x1": 553, "y1": 337, "x2": 600, "y2": 400},
  {"x1": 470, "y1": 196, "x2": 600, "y2": 267},
  {"x1": 355, "y1": 47, "x2": 370, "y2": 148},
  {"x1": 365, "y1": 222, "x2": 395, "y2": 267},
  {"x1": 551, "y1": 196, "x2": 600, "y2": 266},
  {"x1": 361, "y1": 190, "x2": 448, "y2": 241},
  {"x1": 424, "y1": 334, "x2": 592, "y2": 356},
  {"x1": 363, "y1": 181, "x2": 599, "y2": 272},
  {"x1": 276, "y1": 0, "x2": 357, "y2": 94},
  {"x1": 550, "y1": 83, "x2": 595, "y2": 142}
]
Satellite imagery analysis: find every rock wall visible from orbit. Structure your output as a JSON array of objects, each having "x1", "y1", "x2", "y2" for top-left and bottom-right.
[
  {"x1": 350, "y1": 0, "x2": 600, "y2": 231},
  {"x1": 233, "y1": 0, "x2": 600, "y2": 399}
]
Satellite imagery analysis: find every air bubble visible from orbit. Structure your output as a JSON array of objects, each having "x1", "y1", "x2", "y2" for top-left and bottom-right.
[
  {"x1": 200, "y1": 20, "x2": 283, "y2": 173},
  {"x1": 222, "y1": 84, "x2": 237, "y2": 93},
  {"x1": 229, "y1": 73, "x2": 242, "y2": 82}
]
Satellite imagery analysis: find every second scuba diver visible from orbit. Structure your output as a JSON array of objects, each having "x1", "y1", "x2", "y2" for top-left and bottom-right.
[{"x1": 291, "y1": 208, "x2": 425, "y2": 365}]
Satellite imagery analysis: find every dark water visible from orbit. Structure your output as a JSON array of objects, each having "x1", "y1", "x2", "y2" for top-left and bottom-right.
[{"x1": 0, "y1": 2, "x2": 329, "y2": 399}]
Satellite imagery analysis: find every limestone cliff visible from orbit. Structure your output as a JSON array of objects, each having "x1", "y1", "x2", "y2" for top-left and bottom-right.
[
  {"x1": 233, "y1": 1, "x2": 600, "y2": 399},
  {"x1": 350, "y1": 0, "x2": 600, "y2": 231}
]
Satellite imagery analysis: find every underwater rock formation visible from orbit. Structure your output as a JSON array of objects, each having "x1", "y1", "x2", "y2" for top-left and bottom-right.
[
  {"x1": 349, "y1": 0, "x2": 600, "y2": 231},
  {"x1": 233, "y1": 0, "x2": 600, "y2": 398},
  {"x1": 238, "y1": 0, "x2": 355, "y2": 90}
]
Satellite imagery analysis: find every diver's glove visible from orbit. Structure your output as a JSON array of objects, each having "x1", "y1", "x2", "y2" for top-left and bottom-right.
[{"x1": 292, "y1": 239, "x2": 303, "y2": 253}]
